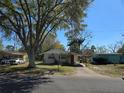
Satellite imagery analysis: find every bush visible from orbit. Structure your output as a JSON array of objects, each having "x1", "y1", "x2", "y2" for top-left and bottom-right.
[
  {"x1": 61, "y1": 62, "x2": 73, "y2": 66},
  {"x1": 93, "y1": 57, "x2": 108, "y2": 65}
]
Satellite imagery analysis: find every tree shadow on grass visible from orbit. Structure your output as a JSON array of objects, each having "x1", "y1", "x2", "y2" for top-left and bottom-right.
[{"x1": 0, "y1": 72, "x2": 53, "y2": 93}]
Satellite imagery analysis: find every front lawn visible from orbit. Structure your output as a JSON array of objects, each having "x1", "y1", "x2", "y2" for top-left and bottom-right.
[
  {"x1": 87, "y1": 63, "x2": 124, "y2": 77},
  {"x1": 0, "y1": 62, "x2": 75, "y2": 76}
]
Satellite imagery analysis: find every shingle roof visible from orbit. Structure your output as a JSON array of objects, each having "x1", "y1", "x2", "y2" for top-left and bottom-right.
[{"x1": 43, "y1": 49, "x2": 67, "y2": 54}]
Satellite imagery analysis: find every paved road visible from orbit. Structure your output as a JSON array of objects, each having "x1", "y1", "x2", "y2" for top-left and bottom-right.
[
  {"x1": 32, "y1": 76, "x2": 124, "y2": 93},
  {"x1": 0, "y1": 67, "x2": 124, "y2": 93}
]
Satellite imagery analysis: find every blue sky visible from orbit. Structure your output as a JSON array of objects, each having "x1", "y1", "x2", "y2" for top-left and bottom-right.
[
  {"x1": 57, "y1": 0, "x2": 124, "y2": 47},
  {"x1": 2, "y1": 0, "x2": 124, "y2": 48}
]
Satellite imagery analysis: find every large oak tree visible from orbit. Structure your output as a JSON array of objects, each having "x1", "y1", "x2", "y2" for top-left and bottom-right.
[{"x1": 0, "y1": 0, "x2": 91, "y2": 68}]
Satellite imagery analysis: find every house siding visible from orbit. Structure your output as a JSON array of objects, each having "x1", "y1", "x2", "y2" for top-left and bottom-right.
[{"x1": 93, "y1": 54, "x2": 124, "y2": 64}]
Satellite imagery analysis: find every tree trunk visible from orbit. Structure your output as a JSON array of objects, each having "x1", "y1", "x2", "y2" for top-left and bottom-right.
[{"x1": 28, "y1": 51, "x2": 36, "y2": 68}]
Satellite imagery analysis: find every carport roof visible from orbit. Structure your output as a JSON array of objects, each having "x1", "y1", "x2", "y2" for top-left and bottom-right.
[{"x1": 0, "y1": 51, "x2": 27, "y2": 56}]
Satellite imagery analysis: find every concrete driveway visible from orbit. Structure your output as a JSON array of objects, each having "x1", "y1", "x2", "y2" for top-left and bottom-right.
[{"x1": 72, "y1": 66, "x2": 111, "y2": 78}]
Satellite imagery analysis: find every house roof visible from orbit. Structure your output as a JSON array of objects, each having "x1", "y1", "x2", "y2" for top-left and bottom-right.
[
  {"x1": 43, "y1": 49, "x2": 67, "y2": 54},
  {"x1": 69, "y1": 52, "x2": 82, "y2": 56},
  {"x1": 10, "y1": 52, "x2": 27, "y2": 56},
  {"x1": 95, "y1": 53, "x2": 122, "y2": 55},
  {"x1": 0, "y1": 51, "x2": 27, "y2": 56}
]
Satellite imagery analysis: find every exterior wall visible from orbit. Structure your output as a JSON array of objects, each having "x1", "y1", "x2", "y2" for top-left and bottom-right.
[
  {"x1": 60, "y1": 54, "x2": 69, "y2": 64},
  {"x1": 120, "y1": 55, "x2": 124, "y2": 64},
  {"x1": 44, "y1": 54, "x2": 55, "y2": 64},
  {"x1": 43, "y1": 54, "x2": 68, "y2": 64},
  {"x1": 74, "y1": 55, "x2": 79, "y2": 62},
  {"x1": 23, "y1": 55, "x2": 28, "y2": 62},
  {"x1": 68, "y1": 54, "x2": 82, "y2": 64},
  {"x1": 93, "y1": 54, "x2": 124, "y2": 64},
  {"x1": 43, "y1": 53, "x2": 83, "y2": 65},
  {"x1": 67, "y1": 55, "x2": 73, "y2": 64}
]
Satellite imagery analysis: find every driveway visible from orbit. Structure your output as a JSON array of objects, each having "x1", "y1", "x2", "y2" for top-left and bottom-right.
[
  {"x1": 72, "y1": 66, "x2": 111, "y2": 78},
  {"x1": 0, "y1": 67, "x2": 124, "y2": 93}
]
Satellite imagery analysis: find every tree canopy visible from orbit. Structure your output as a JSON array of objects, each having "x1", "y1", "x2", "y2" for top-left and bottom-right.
[
  {"x1": 6, "y1": 45, "x2": 15, "y2": 51},
  {"x1": 0, "y1": 0, "x2": 92, "y2": 68},
  {"x1": 0, "y1": 38, "x2": 3, "y2": 50},
  {"x1": 117, "y1": 45, "x2": 124, "y2": 54}
]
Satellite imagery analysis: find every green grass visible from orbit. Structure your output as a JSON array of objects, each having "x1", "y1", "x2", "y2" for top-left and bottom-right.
[
  {"x1": 0, "y1": 62, "x2": 75, "y2": 76},
  {"x1": 86, "y1": 63, "x2": 124, "y2": 77},
  {"x1": 36, "y1": 62, "x2": 75, "y2": 75}
]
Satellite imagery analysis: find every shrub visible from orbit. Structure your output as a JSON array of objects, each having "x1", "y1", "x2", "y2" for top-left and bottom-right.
[
  {"x1": 61, "y1": 62, "x2": 73, "y2": 66},
  {"x1": 93, "y1": 57, "x2": 108, "y2": 65}
]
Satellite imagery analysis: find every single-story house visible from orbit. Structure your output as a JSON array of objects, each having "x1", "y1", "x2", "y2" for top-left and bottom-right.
[
  {"x1": 43, "y1": 49, "x2": 69, "y2": 64},
  {"x1": 0, "y1": 51, "x2": 28, "y2": 61},
  {"x1": 92, "y1": 53, "x2": 124, "y2": 64},
  {"x1": 40, "y1": 48, "x2": 90, "y2": 65}
]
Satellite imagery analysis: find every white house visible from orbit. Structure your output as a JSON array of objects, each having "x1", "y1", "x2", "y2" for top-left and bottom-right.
[{"x1": 43, "y1": 49, "x2": 68, "y2": 64}]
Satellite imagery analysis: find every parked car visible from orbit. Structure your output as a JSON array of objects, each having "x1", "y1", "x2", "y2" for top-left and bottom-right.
[
  {"x1": 15, "y1": 58, "x2": 24, "y2": 64},
  {"x1": 10, "y1": 58, "x2": 24, "y2": 65},
  {"x1": 1, "y1": 58, "x2": 10, "y2": 64},
  {"x1": 1, "y1": 58, "x2": 24, "y2": 65}
]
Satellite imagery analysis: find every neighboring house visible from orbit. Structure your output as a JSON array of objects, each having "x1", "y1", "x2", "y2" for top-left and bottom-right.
[
  {"x1": 43, "y1": 49, "x2": 69, "y2": 64},
  {"x1": 92, "y1": 53, "x2": 124, "y2": 64},
  {"x1": 0, "y1": 51, "x2": 27, "y2": 61}
]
